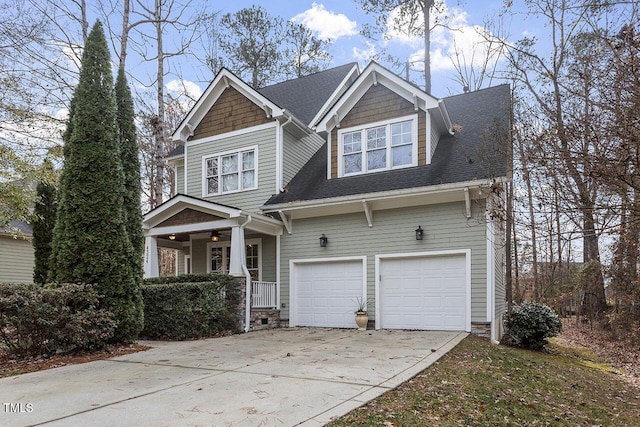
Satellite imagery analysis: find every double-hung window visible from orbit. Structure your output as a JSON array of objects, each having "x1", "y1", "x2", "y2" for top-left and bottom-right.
[
  {"x1": 340, "y1": 116, "x2": 417, "y2": 176},
  {"x1": 204, "y1": 147, "x2": 257, "y2": 196}
]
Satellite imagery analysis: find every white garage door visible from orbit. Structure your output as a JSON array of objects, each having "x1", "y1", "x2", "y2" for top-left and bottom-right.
[
  {"x1": 293, "y1": 259, "x2": 364, "y2": 328},
  {"x1": 380, "y1": 254, "x2": 467, "y2": 330}
]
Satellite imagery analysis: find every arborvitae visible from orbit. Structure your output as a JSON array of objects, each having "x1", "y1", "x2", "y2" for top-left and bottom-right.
[
  {"x1": 32, "y1": 159, "x2": 57, "y2": 285},
  {"x1": 49, "y1": 21, "x2": 143, "y2": 342},
  {"x1": 115, "y1": 66, "x2": 145, "y2": 329}
]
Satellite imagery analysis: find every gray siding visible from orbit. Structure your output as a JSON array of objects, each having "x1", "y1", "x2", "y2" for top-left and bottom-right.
[
  {"x1": 260, "y1": 235, "x2": 277, "y2": 282},
  {"x1": 283, "y1": 130, "x2": 324, "y2": 186},
  {"x1": 0, "y1": 236, "x2": 35, "y2": 283},
  {"x1": 278, "y1": 201, "x2": 488, "y2": 322},
  {"x1": 191, "y1": 238, "x2": 209, "y2": 274},
  {"x1": 176, "y1": 164, "x2": 184, "y2": 194},
  {"x1": 430, "y1": 119, "x2": 439, "y2": 159},
  {"x1": 186, "y1": 126, "x2": 277, "y2": 212}
]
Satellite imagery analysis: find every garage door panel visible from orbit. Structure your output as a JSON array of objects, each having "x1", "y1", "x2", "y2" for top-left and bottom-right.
[
  {"x1": 294, "y1": 260, "x2": 363, "y2": 328},
  {"x1": 380, "y1": 254, "x2": 467, "y2": 331}
]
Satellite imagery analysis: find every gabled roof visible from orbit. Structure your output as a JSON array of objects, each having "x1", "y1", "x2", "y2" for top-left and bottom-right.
[
  {"x1": 315, "y1": 62, "x2": 453, "y2": 135},
  {"x1": 170, "y1": 64, "x2": 359, "y2": 147},
  {"x1": 172, "y1": 68, "x2": 285, "y2": 143},
  {"x1": 258, "y1": 63, "x2": 358, "y2": 127},
  {"x1": 263, "y1": 84, "x2": 511, "y2": 209}
]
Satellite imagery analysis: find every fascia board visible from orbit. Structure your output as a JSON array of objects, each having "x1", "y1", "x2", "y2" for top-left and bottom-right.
[{"x1": 309, "y1": 63, "x2": 360, "y2": 128}]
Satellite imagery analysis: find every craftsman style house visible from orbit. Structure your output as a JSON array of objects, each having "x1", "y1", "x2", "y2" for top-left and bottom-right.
[{"x1": 142, "y1": 62, "x2": 511, "y2": 342}]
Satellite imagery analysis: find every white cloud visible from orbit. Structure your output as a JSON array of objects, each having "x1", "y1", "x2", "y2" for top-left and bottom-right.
[
  {"x1": 292, "y1": 3, "x2": 358, "y2": 41},
  {"x1": 166, "y1": 79, "x2": 202, "y2": 101},
  {"x1": 386, "y1": 3, "x2": 505, "y2": 74},
  {"x1": 352, "y1": 40, "x2": 378, "y2": 62}
]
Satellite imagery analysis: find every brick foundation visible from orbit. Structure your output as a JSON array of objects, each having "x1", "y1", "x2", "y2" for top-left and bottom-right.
[{"x1": 249, "y1": 309, "x2": 281, "y2": 331}]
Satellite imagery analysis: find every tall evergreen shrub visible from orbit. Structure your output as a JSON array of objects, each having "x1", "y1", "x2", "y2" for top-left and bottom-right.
[
  {"x1": 49, "y1": 21, "x2": 143, "y2": 342},
  {"x1": 33, "y1": 159, "x2": 57, "y2": 285}
]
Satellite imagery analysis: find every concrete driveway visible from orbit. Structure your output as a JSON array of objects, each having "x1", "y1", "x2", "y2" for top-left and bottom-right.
[{"x1": 0, "y1": 328, "x2": 466, "y2": 427}]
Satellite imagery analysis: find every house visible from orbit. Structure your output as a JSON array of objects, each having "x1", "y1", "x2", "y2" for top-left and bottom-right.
[
  {"x1": 0, "y1": 220, "x2": 35, "y2": 283},
  {"x1": 142, "y1": 62, "x2": 511, "y2": 342}
]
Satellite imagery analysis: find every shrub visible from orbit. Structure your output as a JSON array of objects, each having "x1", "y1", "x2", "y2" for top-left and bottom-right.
[
  {"x1": 140, "y1": 275, "x2": 241, "y2": 340},
  {"x1": 504, "y1": 301, "x2": 562, "y2": 350},
  {"x1": 0, "y1": 283, "x2": 116, "y2": 357}
]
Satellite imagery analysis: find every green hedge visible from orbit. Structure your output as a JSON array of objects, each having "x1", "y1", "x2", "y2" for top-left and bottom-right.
[
  {"x1": 140, "y1": 274, "x2": 242, "y2": 340},
  {"x1": 0, "y1": 283, "x2": 116, "y2": 357}
]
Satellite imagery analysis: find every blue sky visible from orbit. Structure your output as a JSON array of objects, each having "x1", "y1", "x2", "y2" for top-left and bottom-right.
[{"x1": 150, "y1": 0, "x2": 532, "y2": 100}]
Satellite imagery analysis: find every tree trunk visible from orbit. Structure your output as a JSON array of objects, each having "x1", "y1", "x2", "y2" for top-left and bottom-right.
[
  {"x1": 152, "y1": 0, "x2": 165, "y2": 208},
  {"x1": 119, "y1": 0, "x2": 130, "y2": 69}
]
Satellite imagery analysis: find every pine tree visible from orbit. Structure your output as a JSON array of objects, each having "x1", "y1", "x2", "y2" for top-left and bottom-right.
[
  {"x1": 32, "y1": 159, "x2": 57, "y2": 285},
  {"x1": 49, "y1": 21, "x2": 143, "y2": 342}
]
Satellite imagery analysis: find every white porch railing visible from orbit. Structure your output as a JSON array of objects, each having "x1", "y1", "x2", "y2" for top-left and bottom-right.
[{"x1": 251, "y1": 281, "x2": 278, "y2": 308}]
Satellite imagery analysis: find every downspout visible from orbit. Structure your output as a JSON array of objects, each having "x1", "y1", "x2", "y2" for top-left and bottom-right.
[{"x1": 241, "y1": 215, "x2": 253, "y2": 333}]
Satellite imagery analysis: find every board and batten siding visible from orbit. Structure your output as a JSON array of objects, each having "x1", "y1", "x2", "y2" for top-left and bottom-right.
[
  {"x1": 282, "y1": 130, "x2": 324, "y2": 187},
  {"x1": 279, "y1": 200, "x2": 488, "y2": 323},
  {"x1": 0, "y1": 236, "x2": 35, "y2": 283},
  {"x1": 186, "y1": 125, "x2": 277, "y2": 213}
]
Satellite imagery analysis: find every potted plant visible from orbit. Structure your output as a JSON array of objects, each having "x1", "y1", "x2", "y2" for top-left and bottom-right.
[{"x1": 354, "y1": 297, "x2": 368, "y2": 330}]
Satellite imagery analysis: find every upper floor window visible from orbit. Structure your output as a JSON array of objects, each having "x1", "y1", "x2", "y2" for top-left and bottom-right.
[
  {"x1": 204, "y1": 147, "x2": 257, "y2": 196},
  {"x1": 339, "y1": 115, "x2": 417, "y2": 176}
]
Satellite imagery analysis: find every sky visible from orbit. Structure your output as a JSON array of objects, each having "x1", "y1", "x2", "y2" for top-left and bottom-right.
[{"x1": 141, "y1": 0, "x2": 534, "y2": 101}]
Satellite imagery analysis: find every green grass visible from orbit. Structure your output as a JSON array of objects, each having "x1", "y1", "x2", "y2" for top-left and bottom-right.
[{"x1": 329, "y1": 335, "x2": 640, "y2": 426}]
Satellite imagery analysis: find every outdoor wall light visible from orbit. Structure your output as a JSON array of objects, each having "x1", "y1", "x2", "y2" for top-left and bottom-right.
[
  {"x1": 168, "y1": 234, "x2": 176, "y2": 241},
  {"x1": 415, "y1": 226, "x2": 424, "y2": 241},
  {"x1": 319, "y1": 234, "x2": 328, "y2": 247},
  {"x1": 211, "y1": 230, "x2": 220, "y2": 242}
]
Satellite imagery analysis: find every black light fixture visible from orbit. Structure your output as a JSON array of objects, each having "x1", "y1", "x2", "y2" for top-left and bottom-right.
[
  {"x1": 319, "y1": 234, "x2": 328, "y2": 247},
  {"x1": 211, "y1": 230, "x2": 220, "y2": 242},
  {"x1": 415, "y1": 226, "x2": 424, "y2": 241}
]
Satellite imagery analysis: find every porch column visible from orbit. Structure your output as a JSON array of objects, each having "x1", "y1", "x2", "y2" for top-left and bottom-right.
[
  {"x1": 228, "y1": 225, "x2": 245, "y2": 277},
  {"x1": 143, "y1": 236, "x2": 159, "y2": 278}
]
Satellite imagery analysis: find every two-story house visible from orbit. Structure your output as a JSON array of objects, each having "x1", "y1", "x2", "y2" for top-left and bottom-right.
[{"x1": 142, "y1": 62, "x2": 511, "y2": 342}]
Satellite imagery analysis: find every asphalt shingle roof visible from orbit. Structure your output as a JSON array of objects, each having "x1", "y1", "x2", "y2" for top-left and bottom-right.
[
  {"x1": 257, "y1": 63, "x2": 357, "y2": 126},
  {"x1": 264, "y1": 84, "x2": 511, "y2": 206}
]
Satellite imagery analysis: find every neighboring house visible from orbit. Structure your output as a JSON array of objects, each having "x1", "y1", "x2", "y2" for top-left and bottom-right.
[
  {"x1": 0, "y1": 220, "x2": 35, "y2": 283},
  {"x1": 143, "y1": 62, "x2": 511, "y2": 342}
]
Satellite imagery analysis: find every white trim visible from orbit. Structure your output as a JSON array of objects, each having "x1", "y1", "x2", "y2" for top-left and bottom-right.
[
  {"x1": 187, "y1": 122, "x2": 276, "y2": 147},
  {"x1": 425, "y1": 111, "x2": 432, "y2": 165},
  {"x1": 289, "y1": 256, "x2": 367, "y2": 327},
  {"x1": 337, "y1": 114, "x2": 419, "y2": 177},
  {"x1": 326, "y1": 130, "x2": 332, "y2": 180},
  {"x1": 276, "y1": 121, "x2": 283, "y2": 193},
  {"x1": 147, "y1": 219, "x2": 239, "y2": 237},
  {"x1": 183, "y1": 144, "x2": 188, "y2": 193},
  {"x1": 276, "y1": 234, "x2": 281, "y2": 309},
  {"x1": 309, "y1": 63, "x2": 359, "y2": 127},
  {"x1": 201, "y1": 145, "x2": 259, "y2": 197},
  {"x1": 374, "y1": 249, "x2": 472, "y2": 332}
]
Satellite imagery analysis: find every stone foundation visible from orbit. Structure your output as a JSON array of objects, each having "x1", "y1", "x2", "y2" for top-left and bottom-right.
[
  {"x1": 250, "y1": 308, "x2": 281, "y2": 331},
  {"x1": 471, "y1": 322, "x2": 491, "y2": 337}
]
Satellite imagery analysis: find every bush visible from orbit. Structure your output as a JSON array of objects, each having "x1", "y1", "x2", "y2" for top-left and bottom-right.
[
  {"x1": 140, "y1": 275, "x2": 241, "y2": 340},
  {"x1": 0, "y1": 283, "x2": 116, "y2": 357},
  {"x1": 504, "y1": 301, "x2": 562, "y2": 350}
]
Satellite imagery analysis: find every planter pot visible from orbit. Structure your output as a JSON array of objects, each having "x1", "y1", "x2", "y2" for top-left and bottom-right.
[{"x1": 355, "y1": 311, "x2": 368, "y2": 330}]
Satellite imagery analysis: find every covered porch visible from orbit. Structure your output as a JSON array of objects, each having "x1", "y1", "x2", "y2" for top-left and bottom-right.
[{"x1": 142, "y1": 195, "x2": 283, "y2": 312}]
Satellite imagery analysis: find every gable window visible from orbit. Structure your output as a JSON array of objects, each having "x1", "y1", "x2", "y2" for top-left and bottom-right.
[
  {"x1": 204, "y1": 147, "x2": 257, "y2": 196},
  {"x1": 339, "y1": 115, "x2": 417, "y2": 176}
]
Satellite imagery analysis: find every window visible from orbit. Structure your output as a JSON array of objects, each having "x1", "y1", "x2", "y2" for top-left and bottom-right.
[
  {"x1": 340, "y1": 117, "x2": 417, "y2": 176},
  {"x1": 208, "y1": 240, "x2": 261, "y2": 281},
  {"x1": 204, "y1": 148, "x2": 257, "y2": 196}
]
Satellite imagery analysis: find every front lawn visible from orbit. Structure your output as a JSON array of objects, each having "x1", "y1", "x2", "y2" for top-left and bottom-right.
[{"x1": 329, "y1": 335, "x2": 640, "y2": 426}]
